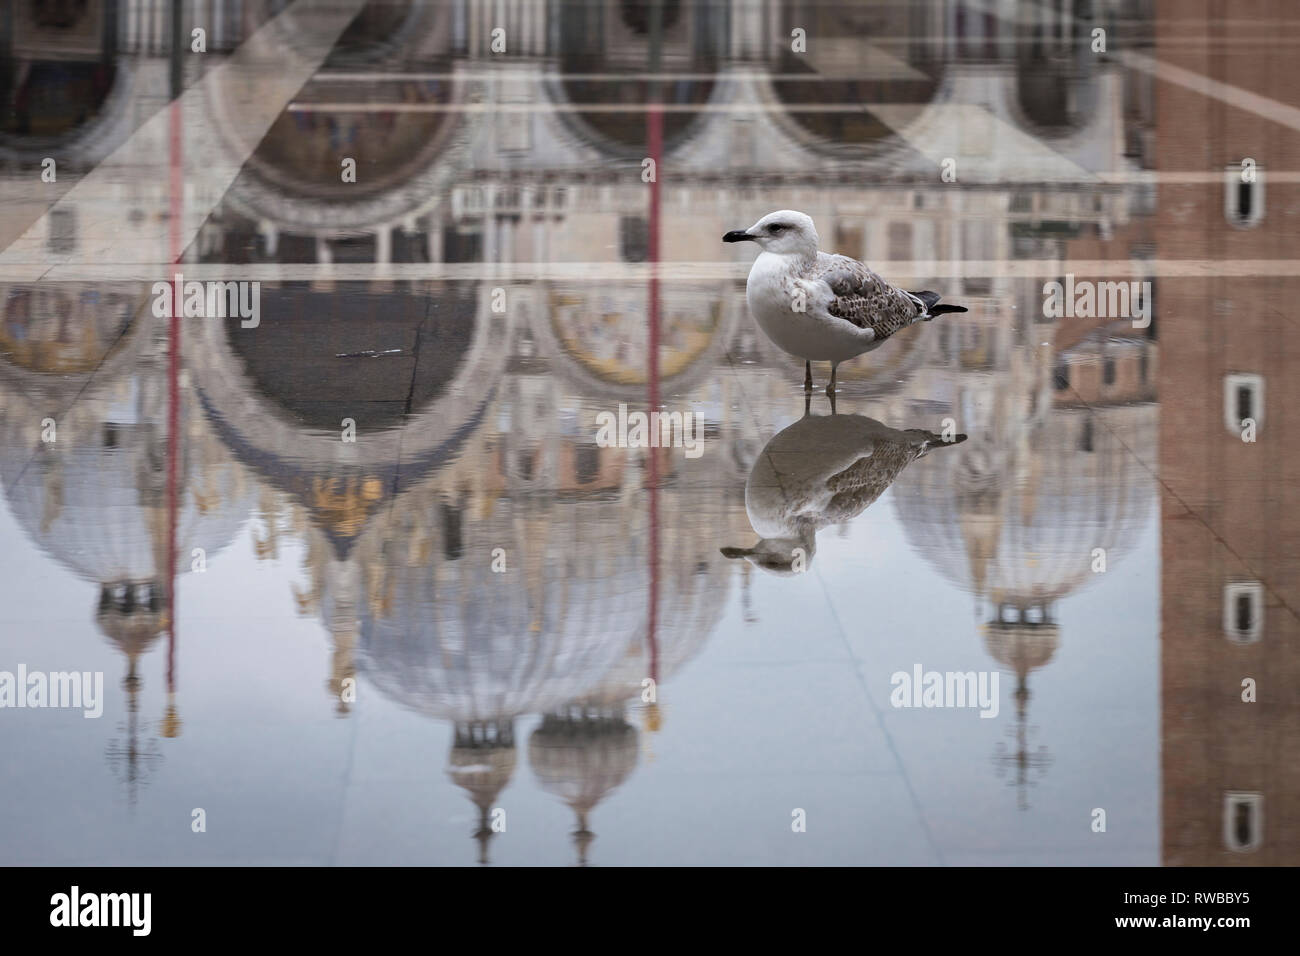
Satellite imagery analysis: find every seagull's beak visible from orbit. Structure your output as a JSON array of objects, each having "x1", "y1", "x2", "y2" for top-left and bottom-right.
[{"x1": 722, "y1": 230, "x2": 756, "y2": 243}]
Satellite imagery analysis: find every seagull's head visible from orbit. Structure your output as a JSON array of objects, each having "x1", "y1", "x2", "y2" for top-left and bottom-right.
[{"x1": 723, "y1": 210, "x2": 819, "y2": 258}]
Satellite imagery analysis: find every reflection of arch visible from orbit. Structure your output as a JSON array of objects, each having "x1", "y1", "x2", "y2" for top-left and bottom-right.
[
  {"x1": 0, "y1": 57, "x2": 134, "y2": 166},
  {"x1": 204, "y1": 3, "x2": 471, "y2": 231},
  {"x1": 244, "y1": 75, "x2": 459, "y2": 204},
  {"x1": 1012, "y1": 0, "x2": 1101, "y2": 137},
  {"x1": 547, "y1": 0, "x2": 723, "y2": 156},
  {"x1": 767, "y1": 0, "x2": 944, "y2": 156},
  {"x1": 0, "y1": 283, "x2": 154, "y2": 400},
  {"x1": 527, "y1": 281, "x2": 742, "y2": 400},
  {"x1": 188, "y1": 283, "x2": 514, "y2": 541},
  {"x1": 325, "y1": 0, "x2": 436, "y2": 68}
]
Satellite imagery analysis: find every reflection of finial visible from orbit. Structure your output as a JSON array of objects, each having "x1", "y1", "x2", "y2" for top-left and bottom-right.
[
  {"x1": 106, "y1": 654, "x2": 163, "y2": 808},
  {"x1": 643, "y1": 701, "x2": 662, "y2": 733},
  {"x1": 160, "y1": 693, "x2": 182, "y2": 738},
  {"x1": 573, "y1": 808, "x2": 595, "y2": 867},
  {"x1": 474, "y1": 804, "x2": 495, "y2": 866},
  {"x1": 326, "y1": 623, "x2": 357, "y2": 717}
]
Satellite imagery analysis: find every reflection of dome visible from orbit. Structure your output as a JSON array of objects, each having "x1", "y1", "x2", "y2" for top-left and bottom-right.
[
  {"x1": 895, "y1": 404, "x2": 1155, "y2": 605},
  {"x1": 0, "y1": 389, "x2": 249, "y2": 591},
  {"x1": 528, "y1": 705, "x2": 639, "y2": 865},
  {"x1": 0, "y1": 311, "x2": 251, "y2": 647},
  {"x1": 356, "y1": 498, "x2": 648, "y2": 722},
  {"x1": 984, "y1": 621, "x2": 1059, "y2": 675},
  {"x1": 448, "y1": 719, "x2": 517, "y2": 865},
  {"x1": 1, "y1": 308, "x2": 250, "y2": 797}
]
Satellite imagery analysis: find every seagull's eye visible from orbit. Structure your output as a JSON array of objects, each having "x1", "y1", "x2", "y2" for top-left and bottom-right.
[{"x1": 768, "y1": 224, "x2": 786, "y2": 233}]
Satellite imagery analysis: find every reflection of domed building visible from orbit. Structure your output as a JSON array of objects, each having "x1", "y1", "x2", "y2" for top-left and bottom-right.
[
  {"x1": 0, "y1": 296, "x2": 253, "y2": 799},
  {"x1": 893, "y1": 312, "x2": 1157, "y2": 807},
  {"x1": 204, "y1": 295, "x2": 754, "y2": 859}
]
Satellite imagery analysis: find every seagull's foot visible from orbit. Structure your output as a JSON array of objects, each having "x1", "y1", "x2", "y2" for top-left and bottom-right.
[{"x1": 803, "y1": 361, "x2": 813, "y2": 391}]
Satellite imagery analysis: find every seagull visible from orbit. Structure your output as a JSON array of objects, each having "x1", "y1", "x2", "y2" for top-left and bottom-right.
[
  {"x1": 724, "y1": 210, "x2": 967, "y2": 395},
  {"x1": 721, "y1": 412, "x2": 966, "y2": 575}
]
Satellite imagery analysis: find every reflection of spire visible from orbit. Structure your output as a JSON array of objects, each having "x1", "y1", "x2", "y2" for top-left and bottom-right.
[
  {"x1": 985, "y1": 602, "x2": 1057, "y2": 810},
  {"x1": 992, "y1": 673, "x2": 1054, "y2": 811},
  {"x1": 105, "y1": 654, "x2": 163, "y2": 808},
  {"x1": 447, "y1": 719, "x2": 516, "y2": 866},
  {"x1": 97, "y1": 579, "x2": 167, "y2": 804}
]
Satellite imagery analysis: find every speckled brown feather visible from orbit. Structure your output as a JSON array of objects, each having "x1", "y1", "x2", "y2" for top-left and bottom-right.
[
  {"x1": 813, "y1": 252, "x2": 923, "y2": 339},
  {"x1": 822, "y1": 438, "x2": 925, "y2": 522}
]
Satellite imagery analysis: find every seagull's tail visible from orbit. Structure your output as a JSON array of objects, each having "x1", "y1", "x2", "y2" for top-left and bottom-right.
[{"x1": 911, "y1": 290, "x2": 969, "y2": 320}]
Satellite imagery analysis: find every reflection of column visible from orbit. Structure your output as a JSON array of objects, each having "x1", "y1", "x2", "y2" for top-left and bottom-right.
[
  {"x1": 499, "y1": 217, "x2": 513, "y2": 275},
  {"x1": 518, "y1": 186, "x2": 535, "y2": 262},
  {"x1": 315, "y1": 235, "x2": 334, "y2": 291},
  {"x1": 375, "y1": 226, "x2": 392, "y2": 289},
  {"x1": 259, "y1": 219, "x2": 279, "y2": 258},
  {"x1": 730, "y1": 0, "x2": 764, "y2": 60},
  {"x1": 484, "y1": 184, "x2": 499, "y2": 271},
  {"x1": 429, "y1": 211, "x2": 444, "y2": 263}
]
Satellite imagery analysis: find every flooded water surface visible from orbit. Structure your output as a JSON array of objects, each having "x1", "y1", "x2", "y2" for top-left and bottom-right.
[{"x1": 0, "y1": 0, "x2": 1293, "y2": 866}]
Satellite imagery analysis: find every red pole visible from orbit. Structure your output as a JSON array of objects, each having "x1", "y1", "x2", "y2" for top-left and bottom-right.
[
  {"x1": 166, "y1": 97, "x2": 182, "y2": 696},
  {"x1": 646, "y1": 99, "x2": 662, "y2": 686}
]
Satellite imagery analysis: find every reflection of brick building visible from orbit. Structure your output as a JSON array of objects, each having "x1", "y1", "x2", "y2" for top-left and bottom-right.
[{"x1": 1157, "y1": 1, "x2": 1300, "y2": 864}]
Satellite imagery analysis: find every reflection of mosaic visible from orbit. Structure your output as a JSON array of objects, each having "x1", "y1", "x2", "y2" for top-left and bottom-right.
[
  {"x1": 252, "y1": 80, "x2": 455, "y2": 200},
  {"x1": 549, "y1": 289, "x2": 721, "y2": 384},
  {"x1": 0, "y1": 286, "x2": 140, "y2": 372}
]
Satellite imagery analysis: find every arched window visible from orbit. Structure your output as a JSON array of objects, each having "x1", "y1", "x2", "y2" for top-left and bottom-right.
[
  {"x1": 1223, "y1": 373, "x2": 1263, "y2": 435},
  {"x1": 1225, "y1": 165, "x2": 1264, "y2": 228},
  {"x1": 1223, "y1": 582, "x2": 1263, "y2": 644},
  {"x1": 574, "y1": 443, "x2": 601, "y2": 485},
  {"x1": 1223, "y1": 792, "x2": 1263, "y2": 852}
]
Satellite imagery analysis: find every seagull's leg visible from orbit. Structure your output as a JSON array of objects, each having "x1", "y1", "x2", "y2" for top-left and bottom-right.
[
  {"x1": 803, "y1": 390, "x2": 812, "y2": 417},
  {"x1": 825, "y1": 362, "x2": 838, "y2": 397},
  {"x1": 827, "y1": 387, "x2": 837, "y2": 414},
  {"x1": 804, "y1": 361, "x2": 812, "y2": 391}
]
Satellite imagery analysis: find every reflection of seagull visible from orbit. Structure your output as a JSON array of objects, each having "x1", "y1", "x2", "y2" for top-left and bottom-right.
[
  {"x1": 724, "y1": 210, "x2": 967, "y2": 395},
  {"x1": 722, "y1": 412, "x2": 966, "y2": 574}
]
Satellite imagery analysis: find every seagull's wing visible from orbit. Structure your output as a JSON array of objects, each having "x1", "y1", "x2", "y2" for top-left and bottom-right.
[
  {"x1": 812, "y1": 253, "x2": 925, "y2": 339},
  {"x1": 822, "y1": 439, "x2": 920, "y2": 520}
]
